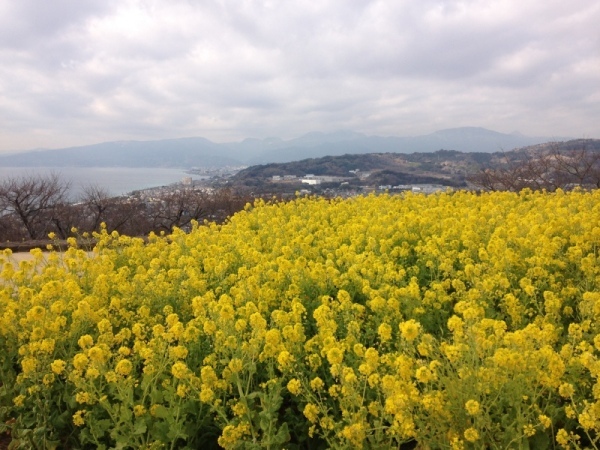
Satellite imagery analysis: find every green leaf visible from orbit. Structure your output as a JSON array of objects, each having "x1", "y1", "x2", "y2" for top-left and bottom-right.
[
  {"x1": 167, "y1": 421, "x2": 186, "y2": 441},
  {"x1": 32, "y1": 426, "x2": 48, "y2": 437},
  {"x1": 274, "y1": 423, "x2": 291, "y2": 446},
  {"x1": 133, "y1": 419, "x2": 147, "y2": 435},
  {"x1": 53, "y1": 410, "x2": 71, "y2": 429},
  {"x1": 259, "y1": 415, "x2": 271, "y2": 433},
  {"x1": 94, "y1": 418, "x2": 112, "y2": 438},
  {"x1": 529, "y1": 431, "x2": 551, "y2": 450},
  {"x1": 150, "y1": 390, "x2": 164, "y2": 404},
  {"x1": 153, "y1": 405, "x2": 169, "y2": 419},
  {"x1": 45, "y1": 439, "x2": 61, "y2": 450},
  {"x1": 119, "y1": 404, "x2": 133, "y2": 423},
  {"x1": 150, "y1": 420, "x2": 170, "y2": 442},
  {"x1": 114, "y1": 440, "x2": 128, "y2": 450}
]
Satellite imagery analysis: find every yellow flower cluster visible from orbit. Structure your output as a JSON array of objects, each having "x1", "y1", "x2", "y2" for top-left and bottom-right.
[{"x1": 1, "y1": 189, "x2": 600, "y2": 448}]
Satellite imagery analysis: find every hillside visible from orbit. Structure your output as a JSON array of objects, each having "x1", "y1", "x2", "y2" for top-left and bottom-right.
[
  {"x1": 232, "y1": 151, "x2": 484, "y2": 188},
  {"x1": 230, "y1": 139, "x2": 600, "y2": 190}
]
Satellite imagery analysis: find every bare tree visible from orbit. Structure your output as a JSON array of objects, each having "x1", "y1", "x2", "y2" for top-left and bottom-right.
[
  {"x1": 0, "y1": 173, "x2": 70, "y2": 239},
  {"x1": 467, "y1": 151, "x2": 550, "y2": 191},
  {"x1": 517, "y1": 150, "x2": 561, "y2": 191},
  {"x1": 550, "y1": 144, "x2": 600, "y2": 188},
  {"x1": 149, "y1": 188, "x2": 213, "y2": 232},
  {"x1": 468, "y1": 143, "x2": 600, "y2": 192},
  {"x1": 212, "y1": 187, "x2": 254, "y2": 222},
  {"x1": 80, "y1": 184, "x2": 113, "y2": 231},
  {"x1": 0, "y1": 213, "x2": 24, "y2": 242},
  {"x1": 0, "y1": 174, "x2": 265, "y2": 243},
  {"x1": 50, "y1": 202, "x2": 82, "y2": 239}
]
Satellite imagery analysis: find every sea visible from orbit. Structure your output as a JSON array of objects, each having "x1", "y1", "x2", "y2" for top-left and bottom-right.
[{"x1": 0, "y1": 167, "x2": 207, "y2": 198}]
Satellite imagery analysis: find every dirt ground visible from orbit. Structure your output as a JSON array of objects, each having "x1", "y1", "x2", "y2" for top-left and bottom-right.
[{"x1": 4, "y1": 251, "x2": 94, "y2": 265}]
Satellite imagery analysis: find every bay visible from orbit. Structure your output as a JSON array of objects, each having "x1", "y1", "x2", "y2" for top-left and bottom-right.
[{"x1": 0, "y1": 167, "x2": 207, "y2": 198}]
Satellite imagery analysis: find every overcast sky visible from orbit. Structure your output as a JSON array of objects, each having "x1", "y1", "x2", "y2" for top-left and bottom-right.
[{"x1": 0, "y1": 0, "x2": 598, "y2": 153}]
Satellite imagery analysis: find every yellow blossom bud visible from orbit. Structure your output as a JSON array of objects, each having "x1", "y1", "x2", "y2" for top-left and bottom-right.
[
  {"x1": 287, "y1": 378, "x2": 302, "y2": 395},
  {"x1": 303, "y1": 403, "x2": 319, "y2": 423},
  {"x1": 399, "y1": 319, "x2": 421, "y2": 341},
  {"x1": 171, "y1": 361, "x2": 188, "y2": 379},
  {"x1": 310, "y1": 377, "x2": 324, "y2": 391},
  {"x1": 228, "y1": 358, "x2": 243, "y2": 373},
  {"x1": 50, "y1": 359, "x2": 66, "y2": 375},
  {"x1": 73, "y1": 410, "x2": 86, "y2": 427},
  {"x1": 115, "y1": 359, "x2": 133, "y2": 376},
  {"x1": 464, "y1": 427, "x2": 479, "y2": 442}
]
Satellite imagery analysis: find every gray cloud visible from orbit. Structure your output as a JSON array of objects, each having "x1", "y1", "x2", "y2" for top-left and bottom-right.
[{"x1": 0, "y1": 0, "x2": 599, "y2": 152}]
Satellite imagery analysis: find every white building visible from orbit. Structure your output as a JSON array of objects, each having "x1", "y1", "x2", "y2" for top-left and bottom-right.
[{"x1": 301, "y1": 178, "x2": 321, "y2": 185}]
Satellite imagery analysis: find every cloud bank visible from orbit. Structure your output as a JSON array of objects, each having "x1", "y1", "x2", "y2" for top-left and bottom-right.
[{"x1": 0, "y1": 0, "x2": 598, "y2": 152}]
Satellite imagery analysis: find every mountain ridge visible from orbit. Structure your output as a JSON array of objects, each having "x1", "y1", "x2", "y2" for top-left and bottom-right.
[{"x1": 0, "y1": 127, "x2": 576, "y2": 168}]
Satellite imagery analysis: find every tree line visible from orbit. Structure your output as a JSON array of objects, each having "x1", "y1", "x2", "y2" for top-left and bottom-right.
[
  {"x1": 467, "y1": 141, "x2": 600, "y2": 192},
  {"x1": 0, "y1": 174, "x2": 253, "y2": 242}
]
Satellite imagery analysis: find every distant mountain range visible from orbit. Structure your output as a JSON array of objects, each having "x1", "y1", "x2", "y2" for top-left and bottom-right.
[{"x1": 0, "y1": 127, "x2": 574, "y2": 168}]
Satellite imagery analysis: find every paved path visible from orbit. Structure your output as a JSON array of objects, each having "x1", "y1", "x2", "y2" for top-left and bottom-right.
[
  {"x1": 3, "y1": 251, "x2": 94, "y2": 268},
  {"x1": 9, "y1": 252, "x2": 36, "y2": 263}
]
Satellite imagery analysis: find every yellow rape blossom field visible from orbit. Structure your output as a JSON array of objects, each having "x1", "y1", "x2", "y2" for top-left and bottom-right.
[{"x1": 1, "y1": 190, "x2": 600, "y2": 449}]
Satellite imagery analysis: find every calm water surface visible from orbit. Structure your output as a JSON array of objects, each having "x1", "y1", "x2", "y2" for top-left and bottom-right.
[{"x1": 0, "y1": 167, "x2": 206, "y2": 198}]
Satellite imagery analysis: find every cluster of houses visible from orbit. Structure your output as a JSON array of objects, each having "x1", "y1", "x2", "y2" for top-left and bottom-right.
[
  {"x1": 376, "y1": 184, "x2": 448, "y2": 193},
  {"x1": 271, "y1": 173, "x2": 362, "y2": 186},
  {"x1": 271, "y1": 173, "x2": 447, "y2": 194}
]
